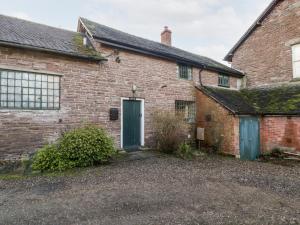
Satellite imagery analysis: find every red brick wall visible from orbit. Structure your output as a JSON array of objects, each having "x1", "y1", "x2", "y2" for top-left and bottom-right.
[
  {"x1": 231, "y1": 0, "x2": 300, "y2": 87},
  {"x1": 260, "y1": 116, "x2": 300, "y2": 153},
  {"x1": 200, "y1": 70, "x2": 241, "y2": 89},
  {"x1": 196, "y1": 90, "x2": 239, "y2": 155}
]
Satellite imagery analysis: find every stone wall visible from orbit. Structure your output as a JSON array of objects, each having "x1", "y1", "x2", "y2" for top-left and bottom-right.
[
  {"x1": 231, "y1": 0, "x2": 300, "y2": 87},
  {"x1": 0, "y1": 43, "x2": 237, "y2": 160},
  {"x1": 196, "y1": 89, "x2": 240, "y2": 156}
]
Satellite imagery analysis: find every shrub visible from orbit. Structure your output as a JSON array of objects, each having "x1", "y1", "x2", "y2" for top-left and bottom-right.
[
  {"x1": 31, "y1": 144, "x2": 71, "y2": 172},
  {"x1": 58, "y1": 125, "x2": 116, "y2": 167},
  {"x1": 32, "y1": 125, "x2": 116, "y2": 172},
  {"x1": 152, "y1": 110, "x2": 188, "y2": 154},
  {"x1": 177, "y1": 143, "x2": 194, "y2": 159}
]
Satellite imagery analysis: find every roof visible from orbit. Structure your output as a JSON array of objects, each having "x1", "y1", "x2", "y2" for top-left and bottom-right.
[
  {"x1": 224, "y1": 0, "x2": 282, "y2": 62},
  {"x1": 79, "y1": 17, "x2": 244, "y2": 77},
  {"x1": 198, "y1": 83, "x2": 300, "y2": 115},
  {"x1": 0, "y1": 15, "x2": 105, "y2": 61},
  {"x1": 199, "y1": 86, "x2": 256, "y2": 115}
]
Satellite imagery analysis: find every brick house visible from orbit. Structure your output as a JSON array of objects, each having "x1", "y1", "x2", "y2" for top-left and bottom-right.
[
  {"x1": 0, "y1": 15, "x2": 243, "y2": 160},
  {"x1": 197, "y1": 0, "x2": 300, "y2": 159}
]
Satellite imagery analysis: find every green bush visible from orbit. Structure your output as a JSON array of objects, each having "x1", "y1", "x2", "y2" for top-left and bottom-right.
[{"x1": 32, "y1": 125, "x2": 116, "y2": 172}]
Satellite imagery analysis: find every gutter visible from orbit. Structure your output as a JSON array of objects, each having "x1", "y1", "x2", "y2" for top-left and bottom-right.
[{"x1": 0, "y1": 40, "x2": 107, "y2": 62}]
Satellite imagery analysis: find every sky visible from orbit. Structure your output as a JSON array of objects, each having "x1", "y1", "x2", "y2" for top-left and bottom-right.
[{"x1": 0, "y1": 0, "x2": 272, "y2": 64}]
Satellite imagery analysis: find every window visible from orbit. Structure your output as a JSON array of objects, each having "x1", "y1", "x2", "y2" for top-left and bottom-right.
[
  {"x1": 0, "y1": 69, "x2": 60, "y2": 110},
  {"x1": 177, "y1": 64, "x2": 192, "y2": 80},
  {"x1": 218, "y1": 74, "x2": 230, "y2": 87},
  {"x1": 292, "y1": 44, "x2": 300, "y2": 78},
  {"x1": 175, "y1": 100, "x2": 196, "y2": 123}
]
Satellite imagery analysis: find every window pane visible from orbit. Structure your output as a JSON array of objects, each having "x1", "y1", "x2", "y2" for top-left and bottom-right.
[
  {"x1": 0, "y1": 70, "x2": 60, "y2": 110},
  {"x1": 15, "y1": 80, "x2": 21, "y2": 86},
  {"x1": 22, "y1": 80, "x2": 28, "y2": 87},
  {"x1": 1, "y1": 86, "x2": 7, "y2": 93},
  {"x1": 15, "y1": 72, "x2": 22, "y2": 80}
]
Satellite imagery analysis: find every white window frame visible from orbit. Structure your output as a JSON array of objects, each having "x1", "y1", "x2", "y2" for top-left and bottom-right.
[{"x1": 292, "y1": 44, "x2": 300, "y2": 79}]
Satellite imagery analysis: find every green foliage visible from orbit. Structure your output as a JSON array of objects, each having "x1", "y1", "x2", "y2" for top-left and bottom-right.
[
  {"x1": 177, "y1": 143, "x2": 194, "y2": 159},
  {"x1": 32, "y1": 125, "x2": 116, "y2": 172},
  {"x1": 153, "y1": 110, "x2": 188, "y2": 154},
  {"x1": 59, "y1": 125, "x2": 116, "y2": 167}
]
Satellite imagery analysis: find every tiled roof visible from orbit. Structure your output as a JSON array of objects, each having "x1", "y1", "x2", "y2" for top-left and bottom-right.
[
  {"x1": 80, "y1": 17, "x2": 244, "y2": 77},
  {"x1": 199, "y1": 83, "x2": 300, "y2": 115},
  {"x1": 0, "y1": 15, "x2": 105, "y2": 61}
]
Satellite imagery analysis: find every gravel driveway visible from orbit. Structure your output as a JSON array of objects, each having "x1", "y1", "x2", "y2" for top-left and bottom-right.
[{"x1": 0, "y1": 152, "x2": 299, "y2": 225}]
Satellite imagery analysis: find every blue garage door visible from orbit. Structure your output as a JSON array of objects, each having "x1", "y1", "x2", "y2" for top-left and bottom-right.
[{"x1": 239, "y1": 117, "x2": 260, "y2": 160}]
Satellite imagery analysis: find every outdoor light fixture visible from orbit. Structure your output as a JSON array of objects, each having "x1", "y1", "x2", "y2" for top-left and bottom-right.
[{"x1": 130, "y1": 85, "x2": 137, "y2": 100}]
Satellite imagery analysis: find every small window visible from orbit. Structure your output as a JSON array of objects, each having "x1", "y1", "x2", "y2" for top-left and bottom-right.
[
  {"x1": 175, "y1": 100, "x2": 196, "y2": 123},
  {"x1": 0, "y1": 69, "x2": 60, "y2": 110},
  {"x1": 292, "y1": 44, "x2": 300, "y2": 79},
  {"x1": 177, "y1": 64, "x2": 192, "y2": 80},
  {"x1": 218, "y1": 75, "x2": 230, "y2": 87}
]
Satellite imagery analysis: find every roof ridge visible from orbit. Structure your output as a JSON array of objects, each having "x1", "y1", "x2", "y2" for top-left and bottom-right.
[
  {"x1": 0, "y1": 14, "x2": 78, "y2": 35},
  {"x1": 80, "y1": 17, "x2": 240, "y2": 72}
]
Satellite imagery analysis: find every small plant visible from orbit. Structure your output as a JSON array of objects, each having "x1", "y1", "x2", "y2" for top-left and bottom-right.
[
  {"x1": 152, "y1": 110, "x2": 189, "y2": 154},
  {"x1": 177, "y1": 143, "x2": 194, "y2": 159},
  {"x1": 32, "y1": 125, "x2": 117, "y2": 172}
]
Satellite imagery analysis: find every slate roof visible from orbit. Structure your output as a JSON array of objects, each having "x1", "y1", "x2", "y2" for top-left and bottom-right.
[
  {"x1": 0, "y1": 15, "x2": 105, "y2": 61},
  {"x1": 79, "y1": 17, "x2": 244, "y2": 77},
  {"x1": 199, "y1": 83, "x2": 300, "y2": 115},
  {"x1": 224, "y1": 0, "x2": 281, "y2": 62}
]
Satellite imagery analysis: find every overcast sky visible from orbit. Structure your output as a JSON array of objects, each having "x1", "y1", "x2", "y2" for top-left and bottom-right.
[{"x1": 1, "y1": 0, "x2": 271, "y2": 64}]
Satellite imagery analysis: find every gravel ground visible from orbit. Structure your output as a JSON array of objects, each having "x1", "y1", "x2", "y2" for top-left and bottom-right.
[{"x1": 0, "y1": 152, "x2": 299, "y2": 225}]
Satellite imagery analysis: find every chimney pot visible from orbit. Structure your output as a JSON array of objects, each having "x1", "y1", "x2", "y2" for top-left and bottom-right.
[{"x1": 161, "y1": 26, "x2": 172, "y2": 46}]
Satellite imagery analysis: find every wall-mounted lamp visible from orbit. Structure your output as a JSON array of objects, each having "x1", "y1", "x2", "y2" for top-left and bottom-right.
[{"x1": 130, "y1": 85, "x2": 137, "y2": 100}]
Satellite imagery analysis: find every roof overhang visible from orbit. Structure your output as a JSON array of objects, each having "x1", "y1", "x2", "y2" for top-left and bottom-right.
[
  {"x1": 0, "y1": 40, "x2": 107, "y2": 62},
  {"x1": 94, "y1": 37, "x2": 244, "y2": 78},
  {"x1": 224, "y1": 0, "x2": 281, "y2": 62}
]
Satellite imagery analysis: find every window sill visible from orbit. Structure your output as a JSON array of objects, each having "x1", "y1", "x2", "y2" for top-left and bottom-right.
[{"x1": 218, "y1": 85, "x2": 230, "y2": 88}]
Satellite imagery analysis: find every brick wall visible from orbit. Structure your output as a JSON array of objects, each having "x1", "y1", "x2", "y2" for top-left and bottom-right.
[
  {"x1": 231, "y1": 0, "x2": 300, "y2": 87},
  {"x1": 196, "y1": 90, "x2": 239, "y2": 156},
  {"x1": 260, "y1": 116, "x2": 300, "y2": 153},
  {"x1": 0, "y1": 44, "x2": 234, "y2": 159},
  {"x1": 200, "y1": 70, "x2": 241, "y2": 89}
]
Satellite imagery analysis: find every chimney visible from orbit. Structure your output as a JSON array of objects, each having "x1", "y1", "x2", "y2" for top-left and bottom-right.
[{"x1": 161, "y1": 26, "x2": 172, "y2": 46}]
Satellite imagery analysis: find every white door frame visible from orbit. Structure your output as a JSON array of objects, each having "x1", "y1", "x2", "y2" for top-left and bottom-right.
[{"x1": 120, "y1": 97, "x2": 145, "y2": 149}]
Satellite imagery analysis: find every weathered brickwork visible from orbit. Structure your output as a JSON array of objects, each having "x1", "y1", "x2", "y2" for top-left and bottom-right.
[
  {"x1": 260, "y1": 116, "x2": 300, "y2": 153},
  {"x1": 200, "y1": 70, "x2": 240, "y2": 89},
  {"x1": 0, "y1": 43, "x2": 235, "y2": 159},
  {"x1": 196, "y1": 90, "x2": 239, "y2": 156},
  {"x1": 231, "y1": 0, "x2": 300, "y2": 87}
]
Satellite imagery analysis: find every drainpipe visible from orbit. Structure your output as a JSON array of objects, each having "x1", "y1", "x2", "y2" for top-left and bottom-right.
[{"x1": 199, "y1": 68, "x2": 204, "y2": 87}]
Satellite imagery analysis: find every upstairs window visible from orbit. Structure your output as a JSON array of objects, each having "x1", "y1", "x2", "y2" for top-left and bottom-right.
[
  {"x1": 218, "y1": 74, "x2": 230, "y2": 88},
  {"x1": 0, "y1": 69, "x2": 60, "y2": 110},
  {"x1": 177, "y1": 64, "x2": 192, "y2": 80},
  {"x1": 175, "y1": 100, "x2": 196, "y2": 123},
  {"x1": 292, "y1": 44, "x2": 300, "y2": 79}
]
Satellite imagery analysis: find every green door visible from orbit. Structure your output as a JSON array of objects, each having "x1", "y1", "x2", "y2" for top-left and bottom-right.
[
  {"x1": 123, "y1": 100, "x2": 141, "y2": 151},
  {"x1": 239, "y1": 117, "x2": 260, "y2": 160}
]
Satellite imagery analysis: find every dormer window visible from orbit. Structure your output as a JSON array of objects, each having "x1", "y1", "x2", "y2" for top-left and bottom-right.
[
  {"x1": 218, "y1": 74, "x2": 230, "y2": 88},
  {"x1": 177, "y1": 64, "x2": 192, "y2": 80},
  {"x1": 292, "y1": 44, "x2": 300, "y2": 79}
]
